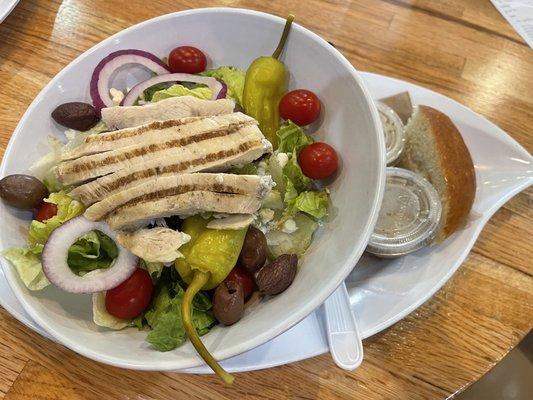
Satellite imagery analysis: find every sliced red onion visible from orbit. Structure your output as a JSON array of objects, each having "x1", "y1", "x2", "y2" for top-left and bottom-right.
[
  {"x1": 42, "y1": 216, "x2": 138, "y2": 294},
  {"x1": 90, "y1": 49, "x2": 170, "y2": 113},
  {"x1": 121, "y1": 73, "x2": 224, "y2": 106},
  {"x1": 216, "y1": 80, "x2": 228, "y2": 100}
]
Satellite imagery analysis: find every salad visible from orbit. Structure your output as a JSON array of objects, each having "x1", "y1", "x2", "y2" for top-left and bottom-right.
[{"x1": 0, "y1": 15, "x2": 339, "y2": 383}]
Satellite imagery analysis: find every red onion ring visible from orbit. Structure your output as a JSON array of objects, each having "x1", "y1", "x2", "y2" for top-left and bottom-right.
[
  {"x1": 41, "y1": 216, "x2": 138, "y2": 294},
  {"x1": 121, "y1": 73, "x2": 223, "y2": 106},
  {"x1": 90, "y1": 49, "x2": 170, "y2": 113}
]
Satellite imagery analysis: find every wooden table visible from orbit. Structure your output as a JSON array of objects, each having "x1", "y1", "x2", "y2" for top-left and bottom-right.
[{"x1": 0, "y1": 1, "x2": 531, "y2": 398}]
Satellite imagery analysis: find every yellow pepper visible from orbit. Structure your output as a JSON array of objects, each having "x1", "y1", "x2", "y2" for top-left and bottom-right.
[
  {"x1": 243, "y1": 15, "x2": 294, "y2": 149},
  {"x1": 175, "y1": 215, "x2": 247, "y2": 384}
]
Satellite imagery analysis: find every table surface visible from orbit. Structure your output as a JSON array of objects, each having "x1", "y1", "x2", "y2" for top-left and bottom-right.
[{"x1": 0, "y1": 0, "x2": 532, "y2": 399}]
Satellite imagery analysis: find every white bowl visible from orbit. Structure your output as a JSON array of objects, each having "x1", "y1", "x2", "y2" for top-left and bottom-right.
[{"x1": 0, "y1": 8, "x2": 385, "y2": 370}]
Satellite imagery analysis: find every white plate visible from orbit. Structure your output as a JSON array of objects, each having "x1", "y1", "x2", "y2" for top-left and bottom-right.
[
  {"x1": 0, "y1": 9, "x2": 385, "y2": 371},
  {"x1": 2, "y1": 72, "x2": 531, "y2": 373},
  {"x1": 0, "y1": 0, "x2": 19, "y2": 24}
]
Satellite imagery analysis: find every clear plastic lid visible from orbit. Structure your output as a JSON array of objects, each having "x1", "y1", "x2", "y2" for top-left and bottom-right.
[
  {"x1": 376, "y1": 101, "x2": 405, "y2": 165},
  {"x1": 367, "y1": 167, "x2": 442, "y2": 258}
]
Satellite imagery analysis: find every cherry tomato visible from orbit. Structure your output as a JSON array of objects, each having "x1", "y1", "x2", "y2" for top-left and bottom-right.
[
  {"x1": 34, "y1": 202, "x2": 58, "y2": 222},
  {"x1": 225, "y1": 265, "x2": 254, "y2": 300},
  {"x1": 298, "y1": 142, "x2": 339, "y2": 180},
  {"x1": 279, "y1": 89, "x2": 321, "y2": 126},
  {"x1": 105, "y1": 268, "x2": 154, "y2": 319},
  {"x1": 168, "y1": 46, "x2": 207, "y2": 74}
]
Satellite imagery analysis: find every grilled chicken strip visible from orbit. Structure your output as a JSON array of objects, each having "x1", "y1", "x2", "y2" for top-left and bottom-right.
[
  {"x1": 57, "y1": 114, "x2": 270, "y2": 187},
  {"x1": 68, "y1": 131, "x2": 270, "y2": 205},
  {"x1": 84, "y1": 173, "x2": 273, "y2": 221},
  {"x1": 116, "y1": 228, "x2": 191, "y2": 263},
  {"x1": 107, "y1": 191, "x2": 262, "y2": 231},
  {"x1": 62, "y1": 113, "x2": 256, "y2": 161},
  {"x1": 87, "y1": 174, "x2": 273, "y2": 231},
  {"x1": 101, "y1": 96, "x2": 235, "y2": 130}
]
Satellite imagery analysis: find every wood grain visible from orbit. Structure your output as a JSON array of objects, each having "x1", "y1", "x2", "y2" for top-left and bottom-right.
[{"x1": 0, "y1": 1, "x2": 531, "y2": 399}]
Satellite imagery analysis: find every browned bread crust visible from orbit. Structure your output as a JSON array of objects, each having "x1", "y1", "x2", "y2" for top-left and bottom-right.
[{"x1": 399, "y1": 106, "x2": 476, "y2": 240}]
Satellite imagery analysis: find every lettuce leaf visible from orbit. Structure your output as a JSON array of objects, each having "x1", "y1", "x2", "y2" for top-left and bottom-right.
[
  {"x1": 27, "y1": 191, "x2": 85, "y2": 254},
  {"x1": 28, "y1": 137, "x2": 65, "y2": 192},
  {"x1": 286, "y1": 190, "x2": 329, "y2": 219},
  {"x1": 143, "y1": 83, "x2": 171, "y2": 101},
  {"x1": 67, "y1": 230, "x2": 118, "y2": 274},
  {"x1": 266, "y1": 213, "x2": 318, "y2": 258},
  {"x1": 3, "y1": 192, "x2": 85, "y2": 290},
  {"x1": 200, "y1": 66, "x2": 245, "y2": 105},
  {"x1": 150, "y1": 84, "x2": 212, "y2": 103},
  {"x1": 276, "y1": 122, "x2": 313, "y2": 153},
  {"x1": 1, "y1": 248, "x2": 50, "y2": 290},
  {"x1": 266, "y1": 154, "x2": 286, "y2": 194},
  {"x1": 261, "y1": 189, "x2": 284, "y2": 210},
  {"x1": 139, "y1": 259, "x2": 165, "y2": 281},
  {"x1": 92, "y1": 291, "x2": 130, "y2": 330},
  {"x1": 145, "y1": 282, "x2": 215, "y2": 351},
  {"x1": 283, "y1": 152, "x2": 312, "y2": 193},
  {"x1": 229, "y1": 163, "x2": 258, "y2": 175}
]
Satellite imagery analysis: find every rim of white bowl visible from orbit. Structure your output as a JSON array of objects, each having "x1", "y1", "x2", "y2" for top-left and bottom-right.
[{"x1": 0, "y1": 7, "x2": 386, "y2": 370}]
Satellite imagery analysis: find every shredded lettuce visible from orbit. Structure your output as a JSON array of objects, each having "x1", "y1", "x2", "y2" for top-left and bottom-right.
[
  {"x1": 67, "y1": 230, "x2": 118, "y2": 274},
  {"x1": 276, "y1": 122, "x2": 313, "y2": 153},
  {"x1": 150, "y1": 84, "x2": 212, "y2": 103},
  {"x1": 2, "y1": 248, "x2": 50, "y2": 290},
  {"x1": 200, "y1": 66, "x2": 246, "y2": 105},
  {"x1": 286, "y1": 190, "x2": 329, "y2": 219},
  {"x1": 27, "y1": 191, "x2": 85, "y2": 254}
]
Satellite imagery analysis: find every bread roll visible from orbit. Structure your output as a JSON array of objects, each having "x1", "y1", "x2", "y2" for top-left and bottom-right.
[{"x1": 398, "y1": 106, "x2": 476, "y2": 241}]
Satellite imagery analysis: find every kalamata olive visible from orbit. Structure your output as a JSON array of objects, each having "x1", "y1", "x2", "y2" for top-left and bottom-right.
[
  {"x1": 51, "y1": 102, "x2": 99, "y2": 131},
  {"x1": 213, "y1": 280, "x2": 244, "y2": 326},
  {"x1": 256, "y1": 254, "x2": 298, "y2": 295},
  {"x1": 0, "y1": 174, "x2": 48, "y2": 210},
  {"x1": 238, "y1": 226, "x2": 267, "y2": 273}
]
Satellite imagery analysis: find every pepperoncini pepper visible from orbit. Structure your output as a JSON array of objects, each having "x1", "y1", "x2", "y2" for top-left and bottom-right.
[
  {"x1": 175, "y1": 215, "x2": 247, "y2": 384},
  {"x1": 243, "y1": 15, "x2": 294, "y2": 149}
]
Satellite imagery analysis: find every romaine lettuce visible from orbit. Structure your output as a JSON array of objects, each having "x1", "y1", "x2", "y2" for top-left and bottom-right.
[
  {"x1": 276, "y1": 121, "x2": 313, "y2": 153},
  {"x1": 28, "y1": 137, "x2": 65, "y2": 192},
  {"x1": 67, "y1": 230, "x2": 118, "y2": 274},
  {"x1": 145, "y1": 282, "x2": 215, "y2": 351},
  {"x1": 3, "y1": 191, "x2": 85, "y2": 290},
  {"x1": 139, "y1": 259, "x2": 165, "y2": 281},
  {"x1": 27, "y1": 191, "x2": 85, "y2": 254},
  {"x1": 286, "y1": 190, "x2": 329, "y2": 219},
  {"x1": 2, "y1": 248, "x2": 50, "y2": 290},
  {"x1": 92, "y1": 291, "x2": 130, "y2": 330},
  {"x1": 200, "y1": 66, "x2": 246, "y2": 106},
  {"x1": 266, "y1": 213, "x2": 318, "y2": 258},
  {"x1": 283, "y1": 152, "x2": 312, "y2": 193},
  {"x1": 150, "y1": 84, "x2": 212, "y2": 102}
]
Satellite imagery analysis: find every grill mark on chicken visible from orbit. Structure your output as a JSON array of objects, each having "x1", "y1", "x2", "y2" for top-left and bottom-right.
[
  {"x1": 103, "y1": 184, "x2": 248, "y2": 220},
  {"x1": 81, "y1": 140, "x2": 259, "y2": 200},
  {"x1": 59, "y1": 122, "x2": 249, "y2": 176},
  {"x1": 83, "y1": 116, "x2": 235, "y2": 144}
]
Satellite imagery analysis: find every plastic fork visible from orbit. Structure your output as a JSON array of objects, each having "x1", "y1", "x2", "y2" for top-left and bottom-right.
[{"x1": 324, "y1": 282, "x2": 364, "y2": 370}]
